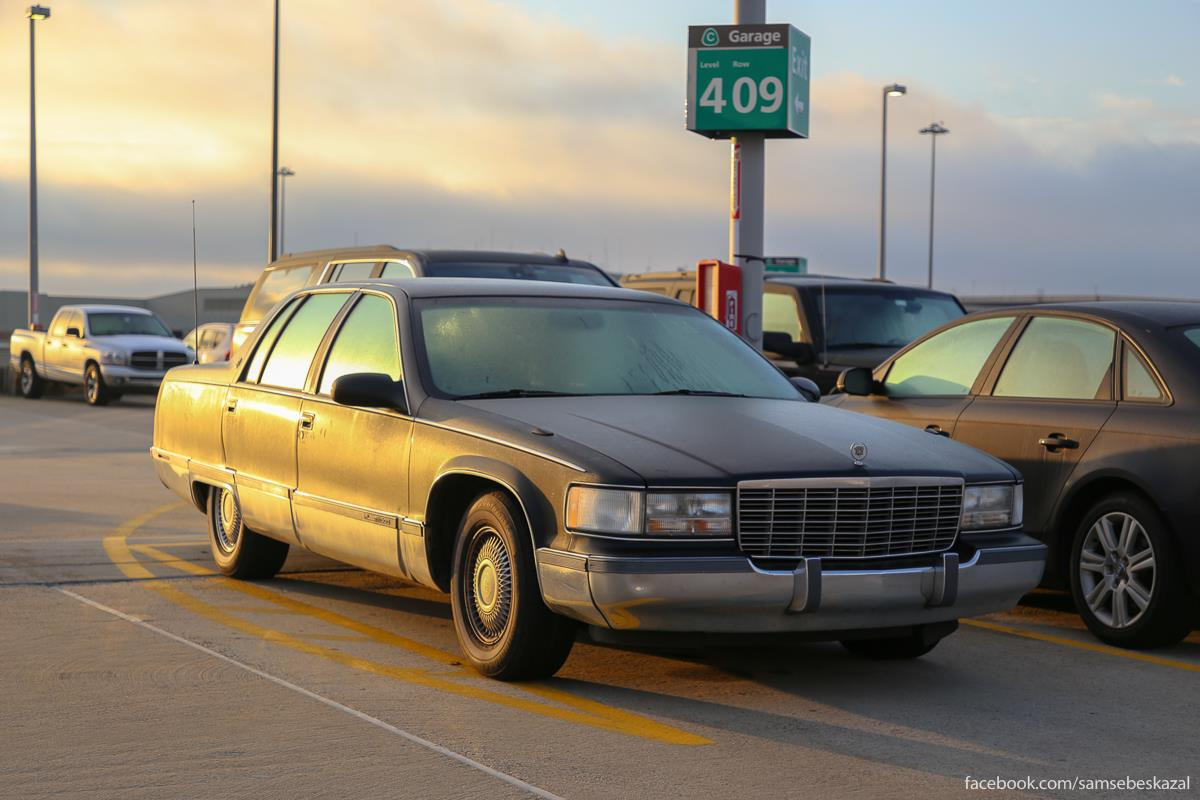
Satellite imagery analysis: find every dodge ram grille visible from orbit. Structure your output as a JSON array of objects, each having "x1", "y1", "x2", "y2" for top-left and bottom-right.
[{"x1": 736, "y1": 478, "x2": 963, "y2": 559}]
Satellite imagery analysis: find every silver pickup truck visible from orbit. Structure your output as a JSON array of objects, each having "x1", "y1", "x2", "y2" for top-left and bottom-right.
[{"x1": 10, "y1": 304, "x2": 193, "y2": 405}]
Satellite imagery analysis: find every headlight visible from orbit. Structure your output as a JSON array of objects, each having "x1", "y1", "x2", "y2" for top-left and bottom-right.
[
  {"x1": 98, "y1": 351, "x2": 127, "y2": 366},
  {"x1": 646, "y1": 492, "x2": 731, "y2": 536},
  {"x1": 565, "y1": 487, "x2": 733, "y2": 537},
  {"x1": 962, "y1": 483, "x2": 1022, "y2": 530},
  {"x1": 566, "y1": 488, "x2": 642, "y2": 535}
]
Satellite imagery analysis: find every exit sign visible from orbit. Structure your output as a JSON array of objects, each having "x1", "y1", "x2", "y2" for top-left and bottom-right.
[{"x1": 686, "y1": 24, "x2": 810, "y2": 139}]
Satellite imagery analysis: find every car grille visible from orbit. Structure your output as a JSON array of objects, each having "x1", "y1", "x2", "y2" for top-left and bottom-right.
[
  {"x1": 130, "y1": 351, "x2": 188, "y2": 370},
  {"x1": 736, "y1": 478, "x2": 963, "y2": 559}
]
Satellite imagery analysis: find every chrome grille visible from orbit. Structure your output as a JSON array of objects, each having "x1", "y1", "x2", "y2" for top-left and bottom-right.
[
  {"x1": 130, "y1": 351, "x2": 158, "y2": 370},
  {"x1": 737, "y1": 478, "x2": 963, "y2": 559},
  {"x1": 162, "y1": 352, "x2": 188, "y2": 368}
]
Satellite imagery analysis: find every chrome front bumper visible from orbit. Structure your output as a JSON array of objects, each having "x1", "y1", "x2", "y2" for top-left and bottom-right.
[
  {"x1": 536, "y1": 535, "x2": 1047, "y2": 633},
  {"x1": 101, "y1": 365, "x2": 167, "y2": 391}
]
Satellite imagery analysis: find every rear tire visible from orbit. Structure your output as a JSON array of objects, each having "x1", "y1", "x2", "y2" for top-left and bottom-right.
[
  {"x1": 841, "y1": 622, "x2": 957, "y2": 659},
  {"x1": 207, "y1": 485, "x2": 289, "y2": 579},
  {"x1": 19, "y1": 357, "x2": 44, "y2": 399},
  {"x1": 84, "y1": 362, "x2": 111, "y2": 406},
  {"x1": 1069, "y1": 492, "x2": 1191, "y2": 649},
  {"x1": 450, "y1": 490, "x2": 576, "y2": 680}
]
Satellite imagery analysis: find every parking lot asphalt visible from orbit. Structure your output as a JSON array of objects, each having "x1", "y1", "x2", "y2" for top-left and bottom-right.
[{"x1": 1, "y1": 392, "x2": 1197, "y2": 799}]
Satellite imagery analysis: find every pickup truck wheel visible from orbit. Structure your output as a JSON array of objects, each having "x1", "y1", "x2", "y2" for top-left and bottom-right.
[
  {"x1": 450, "y1": 491, "x2": 576, "y2": 680},
  {"x1": 841, "y1": 622, "x2": 957, "y2": 659},
  {"x1": 19, "y1": 357, "x2": 44, "y2": 399},
  {"x1": 84, "y1": 363, "x2": 111, "y2": 406},
  {"x1": 207, "y1": 486, "x2": 289, "y2": 579},
  {"x1": 1069, "y1": 493, "x2": 1191, "y2": 649}
]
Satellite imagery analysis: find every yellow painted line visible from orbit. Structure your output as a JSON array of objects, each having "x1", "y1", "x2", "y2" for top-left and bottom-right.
[
  {"x1": 122, "y1": 537, "x2": 709, "y2": 745},
  {"x1": 101, "y1": 503, "x2": 188, "y2": 580},
  {"x1": 964, "y1": 618, "x2": 1200, "y2": 674}
]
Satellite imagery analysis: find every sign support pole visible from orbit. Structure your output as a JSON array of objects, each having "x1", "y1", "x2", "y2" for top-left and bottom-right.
[{"x1": 731, "y1": 0, "x2": 766, "y2": 351}]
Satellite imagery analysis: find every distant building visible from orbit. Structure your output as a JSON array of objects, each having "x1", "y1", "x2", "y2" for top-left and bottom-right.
[{"x1": 0, "y1": 285, "x2": 251, "y2": 337}]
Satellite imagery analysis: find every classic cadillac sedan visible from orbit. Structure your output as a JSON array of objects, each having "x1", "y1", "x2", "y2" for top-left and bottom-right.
[{"x1": 151, "y1": 279, "x2": 1046, "y2": 679}]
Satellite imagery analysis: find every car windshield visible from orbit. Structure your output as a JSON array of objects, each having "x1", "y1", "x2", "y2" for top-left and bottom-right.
[
  {"x1": 810, "y1": 288, "x2": 964, "y2": 348},
  {"x1": 1182, "y1": 326, "x2": 1200, "y2": 351},
  {"x1": 414, "y1": 297, "x2": 799, "y2": 400},
  {"x1": 423, "y1": 261, "x2": 615, "y2": 287},
  {"x1": 87, "y1": 312, "x2": 173, "y2": 337}
]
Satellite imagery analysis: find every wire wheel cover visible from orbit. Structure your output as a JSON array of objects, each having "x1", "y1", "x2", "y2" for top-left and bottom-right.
[
  {"x1": 213, "y1": 488, "x2": 242, "y2": 554},
  {"x1": 465, "y1": 526, "x2": 513, "y2": 645},
  {"x1": 1079, "y1": 511, "x2": 1156, "y2": 629}
]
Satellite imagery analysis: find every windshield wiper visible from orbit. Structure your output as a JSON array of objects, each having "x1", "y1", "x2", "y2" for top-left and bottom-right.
[
  {"x1": 650, "y1": 389, "x2": 747, "y2": 397},
  {"x1": 455, "y1": 389, "x2": 581, "y2": 400}
]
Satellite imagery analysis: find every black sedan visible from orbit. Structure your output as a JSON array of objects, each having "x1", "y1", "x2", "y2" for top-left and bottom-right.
[
  {"x1": 151, "y1": 279, "x2": 1045, "y2": 678},
  {"x1": 826, "y1": 302, "x2": 1200, "y2": 648}
]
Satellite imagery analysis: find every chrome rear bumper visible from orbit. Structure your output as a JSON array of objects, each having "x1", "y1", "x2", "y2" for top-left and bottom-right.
[{"x1": 536, "y1": 535, "x2": 1046, "y2": 633}]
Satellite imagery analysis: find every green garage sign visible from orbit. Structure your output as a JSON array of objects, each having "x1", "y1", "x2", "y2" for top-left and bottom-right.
[{"x1": 686, "y1": 24, "x2": 810, "y2": 139}]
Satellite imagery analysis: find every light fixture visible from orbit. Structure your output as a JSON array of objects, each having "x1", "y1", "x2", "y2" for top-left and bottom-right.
[{"x1": 27, "y1": 5, "x2": 50, "y2": 20}]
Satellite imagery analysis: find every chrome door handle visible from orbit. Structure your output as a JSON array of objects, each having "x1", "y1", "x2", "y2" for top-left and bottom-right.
[
  {"x1": 1038, "y1": 433, "x2": 1078, "y2": 451},
  {"x1": 226, "y1": 398, "x2": 238, "y2": 413},
  {"x1": 924, "y1": 424, "x2": 950, "y2": 437},
  {"x1": 299, "y1": 411, "x2": 316, "y2": 430}
]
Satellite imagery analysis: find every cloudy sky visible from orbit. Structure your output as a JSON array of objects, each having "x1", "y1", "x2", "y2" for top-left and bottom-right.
[{"x1": 1, "y1": 0, "x2": 1197, "y2": 299}]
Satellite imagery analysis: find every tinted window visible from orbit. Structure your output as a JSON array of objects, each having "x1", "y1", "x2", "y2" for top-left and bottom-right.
[
  {"x1": 885, "y1": 316, "x2": 1015, "y2": 398},
  {"x1": 811, "y1": 288, "x2": 964, "y2": 349},
  {"x1": 1183, "y1": 327, "x2": 1200, "y2": 350},
  {"x1": 183, "y1": 328, "x2": 200, "y2": 349},
  {"x1": 415, "y1": 297, "x2": 797, "y2": 399},
  {"x1": 994, "y1": 317, "x2": 1115, "y2": 400},
  {"x1": 257, "y1": 294, "x2": 349, "y2": 390},
  {"x1": 423, "y1": 261, "x2": 615, "y2": 286},
  {"x1": 88, "y1": 312, "x2": 172, "y2": 336},
  {"x1": 331, "y1": 262, "x2": 377, "y2": 282},
  {"x1": 764, "y1": 291, "x2": 803, "y2": 341},
  {"x1": 49, "y1": 312, "x2": 70, "y2": 337},
  {"x1": 379, "y1": 259, "x2": 417, "y2": 278},
  {"x1": 245, "y1": 298, "x2": 299, "y2": 383},
  {"x1": 1124, "y1": 348, "x2": 1163, "y2": 401},
  {"x1": 318, "y1": 295, "x2": 402, "y2": 395},
  {"x1": 246, "y1": 264, "x2": 318, "y2": 321}
]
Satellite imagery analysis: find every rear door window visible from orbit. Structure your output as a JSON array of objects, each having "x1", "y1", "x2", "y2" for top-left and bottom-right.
[
  {"x1": 257, "y1": 293, "x2": 351, "y2": 391},
  {"x1": 993, "y1": 317, "x2": 1115, "y2": 400},
  {"x1": 246, "y1": 264, "x2": 318, "y2": 321},
  {"x1": 379, "y1": 259, "x2": 417, "y2": 278},
  {"x1": 329, "y1": 261, "x2": 378, "y2": 282},
  {"x1": 884, "y1": 316, "x2": 1015, "y2": 397}
]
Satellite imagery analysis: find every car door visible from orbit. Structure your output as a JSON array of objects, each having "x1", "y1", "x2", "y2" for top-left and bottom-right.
[
  {"x1": 837, "y1": 315, "x2": 1020, "y2": 436},
  {"x1": 293, "y1": 291, "x2": 412, "y2": 577},
  {"x1": 222, "y1": 291, "x2": 352, "y2": 544},
  {"x1": 42, "y1": 310, "x2": 71, "y2": 378},
  {"x1": 954, "y1": 315, "x2": 1119, "y2": 536},
  {"x1": 62, "y1": 311, "x2": 91, "y2": 378}
]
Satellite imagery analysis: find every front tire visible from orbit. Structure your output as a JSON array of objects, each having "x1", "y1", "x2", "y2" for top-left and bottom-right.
[
  {"x1": 207, "y1": 485, "x2": 289, "y2": 579},
  {"x1": 19, "y1": 357, "x2": 44, "y2": 399},
  {"x1": 1070, "y1": 493, "x2": 1191, "y2": 649},
  {"x1": 84, "y1": 363, "x2": 111, "y2": 406},
  {"x1": 450, "y1": 491, "x2": 576, "y2": 680}
]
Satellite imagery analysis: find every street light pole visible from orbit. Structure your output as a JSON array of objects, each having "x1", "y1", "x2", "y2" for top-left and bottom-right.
[
  {"x1": 731, "y1": 0, "x2": 766, "y2": 351},
  {"x1": 26, "y1": 5, "x2": 50, "y2": 329},
  {"x1": 267, "y1": 0, "x2": 280, "y2": 264},
  {"x1": 277, "y1": 166, "x2": 294, "y2": 255},
  {"x1": 877, "y1": 83, "x2": 906, "y2": 280},
  {"x1": 919, "y1": 122, "x2": 949, "y2": 289}
]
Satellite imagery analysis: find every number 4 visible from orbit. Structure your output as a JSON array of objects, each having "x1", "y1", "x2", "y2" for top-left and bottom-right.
[{"x1": 700, "y1": 78, "x2": 726, "y2": 114}]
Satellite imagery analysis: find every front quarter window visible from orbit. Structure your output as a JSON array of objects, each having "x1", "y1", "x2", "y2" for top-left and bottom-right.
[{"x1": 884, "y1": 316, "x2": 1015, "y2": 398}]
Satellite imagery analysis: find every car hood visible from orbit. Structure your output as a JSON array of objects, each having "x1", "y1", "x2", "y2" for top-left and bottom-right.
[
  {"x1": 92, "y1": 335, "x2": 190, "y2": 353},
  {"x1": 461, "y1": 396, "x2": 1017, "y2": 485}
]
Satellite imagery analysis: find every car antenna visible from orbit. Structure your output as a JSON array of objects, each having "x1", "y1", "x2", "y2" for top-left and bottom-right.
[
  {"x1": 191, "y1": 200, "x2": 199, "y2": 364},
  {"x1": 820, "y1": 280, "x2": 829, "y2": 367}
]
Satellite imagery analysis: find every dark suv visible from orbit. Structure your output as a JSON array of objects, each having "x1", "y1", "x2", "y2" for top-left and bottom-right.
[{"x1": 620, "y1": 272, "x2": 966, "y2": 393}]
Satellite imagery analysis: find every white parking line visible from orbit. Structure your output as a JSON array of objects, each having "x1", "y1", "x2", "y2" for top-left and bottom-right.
[{"x1": 56, "y1": 587, "x2": 565, "y2": 800}]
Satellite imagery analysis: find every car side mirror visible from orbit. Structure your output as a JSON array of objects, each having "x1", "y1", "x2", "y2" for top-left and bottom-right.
[
  {"x1": 65, "y1": 327, "x2": 81, "y2": 338},
  {"x1": 836, "y1": 367, "x2": 878, "y2": 396},
  {"x1": 789, "y1": 376, "x2": 821, "y2": 402},
  {"x1": 331, "y1": 373, "x2": 408, "y2": 414},
  {"x1": 762, "y1": 331, "x2": 815, "y2": 365},
  {"x1": 172, "y1": 329, "x2": 184, "y2": 339}
]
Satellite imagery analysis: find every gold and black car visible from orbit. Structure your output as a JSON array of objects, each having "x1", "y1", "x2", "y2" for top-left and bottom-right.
[{"x1": 152, "y1": 279, "x2": 1045, "y2": 679}]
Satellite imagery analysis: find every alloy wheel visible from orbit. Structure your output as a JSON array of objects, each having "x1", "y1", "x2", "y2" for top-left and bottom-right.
[
  {"x1": 85, "y1": 369, "x2": 99, "y2": 404},
  {"x1": 463, "y1": 526, "x2": 513, "y2": 646},
  {"x1": 1078, "y1": 511, "x2": 1156, "y2": 629},
  {"x1": 20, "y1": 362, "x2": 33, "y2": 394}
]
